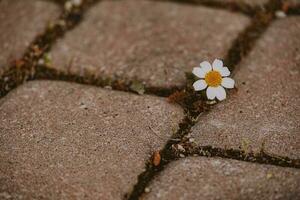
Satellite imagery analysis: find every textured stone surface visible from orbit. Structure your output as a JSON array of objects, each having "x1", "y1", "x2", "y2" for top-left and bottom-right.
[
  {"x1": 288, "y1": 0, "x2": 300, "y2": 5},
  {"x1": 191, "y1": 17, "x2": 300, "y2": 158},
  {"x1": 50, "y1": 0, "x2": 250, "y2": 88},
  {"x1": 205, "y1": 0, "x2": 300, "y2": 6},
  {"x1": 0, "y1": 81, "x2": 184, "y2": 199},
  {"x1": 213, "y1": 0, "x2": 268, "y2": 6},
  {"x1": 144, "y1": 157, "x2": 300, "y2": 200},
  {"x1": 0, "y1": 0, "x2": 60, "y2": 73}
]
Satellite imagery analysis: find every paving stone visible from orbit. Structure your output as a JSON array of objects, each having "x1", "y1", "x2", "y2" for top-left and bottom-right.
[
  {"x1": 144, "y1": 157, "x2": 300, "y2": 200},
  {"x1": 148, "y1": 157, "x2": 300, "y2": 199},
  {"x1": 50, "y1": 0, "x2": 250, "y2": 88},
  {"x1": 211, "y1": 0, "x2": 268, "y2": 7},
  {"x1": 0, "y1": 0, "x2": 61, "y2": 74},
  {"x1": 205, "y1": 0, "x2": 299, "y2": 7},
  {"x1": 288, "y1": 0, "x2": 300, "y2": 5},
  {"x1": 0, "y1": 81, "x2": 184, "y2": 199},
  {"x1": 190, "y1": 17, "x2": 300, "y2": 159}
]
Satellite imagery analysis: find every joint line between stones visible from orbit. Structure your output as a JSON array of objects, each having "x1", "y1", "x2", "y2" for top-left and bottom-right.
[
  {"x1": 0, "y1": 0, "x2": 102, "y2": 99},
  {"x1": 0, "y1": 0, "x2": 297, "y2": 100},
  {"x1": 125, "y1": 0, "x2": 288, "y2": 199}
]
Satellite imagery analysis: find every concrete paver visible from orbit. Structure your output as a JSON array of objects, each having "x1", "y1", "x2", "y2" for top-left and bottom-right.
[
  {"x1": 144, "y1": 157, "x2": 300, "y2": 200},
  {"x1": 1, "y1": 0, "x2": 299, "y2": 199},
  {"x1": 0, "y1": 81, "x2": 184, "y2": 199},
  {"x1": 50, "y1": 0, "x2": 250, "y2": 88},
  {"x1": 190, "y1": 17, "x2": 300, "y2": 159},
  {"x1": 213, "y1": 0, "x2": 268, "y2": 7},
  {"x1": 0, "y1": 0, "x2": 60, "y2": 74}
]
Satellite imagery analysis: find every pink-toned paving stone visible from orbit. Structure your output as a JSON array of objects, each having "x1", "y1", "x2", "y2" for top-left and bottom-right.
[
  {"x1": 190, "y1": 17, "x2": 300, "y2": 159},
  {"x1": 192, "y1": 0, "x2": 298, "y2": 7},
  {"x1": 0, "y1": 81, "x2": 184, "y2": 199},
  {"x1": 50, "y1": 0, "x2": 250, "y2": 88},
  {"x1": 288, "y1": 0, "x2": 300, "y2": 5},
  {"x1": 144, "y1": 157, "x2": 300, "y2": 200},
  {"x1": 0, "y1": 0, "x2": 61, "y2": 74},
  {"x1": 211, "y1": 0, "x2": 268, "y2": 7}
]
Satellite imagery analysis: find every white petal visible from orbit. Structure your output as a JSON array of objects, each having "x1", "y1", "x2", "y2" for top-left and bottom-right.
[
  {"x1": 212, "y1": 59, "x2": 223, "y2": 71},
  {"x1": 215, "y1": 86, "x2": 226, "y2": 101},
  {"x1": 192, "y1": 67, "x2": 206, "y2": 78},
  {"x1": 200, "y1": 61, "x2": 212, "y2": 73},
  {"x1": 221, "y1": 77, "x2": 235, "y2": 88},
  {"x1": 219, "y1": 67, "x2": 231, "y2": 77},
  {"x1": 206, "y1": 87, "x2": 217, "y2": 100},
  {"x1": 193, "y1": 80, "x2": 207, "y2": 91}
]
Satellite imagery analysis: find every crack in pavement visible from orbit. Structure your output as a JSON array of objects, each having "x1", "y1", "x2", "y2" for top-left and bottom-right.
[
  {"x1": 179, "y1": 145, "x2": 300, "y2": 169},
  {"x1": 0, "y1": 0, "x2": 101, "y2": 98},
  {"x1": 33, "y1": 65, "x2": 182, "y2": 97},
  {"x1": 0, "y1": 0, "x2": 298, "y2": 200},
  {"x1": 125, "y1": 0, "x2": 292, "y2": 199}
]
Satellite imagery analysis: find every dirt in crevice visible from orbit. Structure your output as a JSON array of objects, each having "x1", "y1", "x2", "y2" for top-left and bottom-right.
[
  {"x1": 125, "y1": 0, "x2": 287, "y2": 199},
  {"x1": 183, "y1": 145, "x2": 300, "y2": 168},
  {"x1": 0, "y1": 0, "x2": 101, "y2": 98},
  {"x1": 33, "y1": 65, "x2": 181, "y2": 97},
  {"x1": 0, "y1": 0, "x2": 297, "y2": 200}
]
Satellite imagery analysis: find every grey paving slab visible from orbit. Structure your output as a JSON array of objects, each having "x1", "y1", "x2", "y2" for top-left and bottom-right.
[
  {"x1": 190, "y1": 17, "x2": 300, "y2": 159},
  {"x1": 50, "y1": 0, "x2": 250, "y2": 88},
  {"x1": 0, "y1": 0, "x2": 61, "y2": 74},
  {"x1": 144, "y1": 157, "x2": 300, "y2": 200},
  {"x1": 0, "y1": 81, "x2": 184, "y2": 199}
]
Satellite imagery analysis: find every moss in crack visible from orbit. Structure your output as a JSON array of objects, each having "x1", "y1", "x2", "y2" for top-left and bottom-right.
[{"x1": 184, "y1": 145, "x2": 300, "y2": 168}]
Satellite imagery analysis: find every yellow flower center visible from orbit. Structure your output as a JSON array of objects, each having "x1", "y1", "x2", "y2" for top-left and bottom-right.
[{"x1": 205, "y1": 71, "x2": 222, "y2": 87}]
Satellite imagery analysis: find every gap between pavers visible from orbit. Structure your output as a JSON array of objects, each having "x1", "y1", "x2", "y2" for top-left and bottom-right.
[
  {"x1": 190, "y1": 17, "x2": 300, "y2": 159},
  {"x1": 0, "y1": 80, "x2": 184, "y2": 199},
  {"x1": 0, "y1": 0, "x2": 61, "y2": 75},
  {"x1": 49, "y1": 0, "x2": 250, "y2": 89}
]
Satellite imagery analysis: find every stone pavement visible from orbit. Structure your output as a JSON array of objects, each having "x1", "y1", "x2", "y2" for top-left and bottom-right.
[
  {"x1": 190, "y1": 17, "x2": 300, "y2": 159},
  {"x1": 0, "y1": 0, "x2": 61, "y2": 75},
  {"x1": 0, "y1": 0, "x2": 299, "y2": 200},
  {"x1": 144, "y1": 157, "x2": 300, "y2": 200},
  {"x1": 50, "y1": 0, "x2": 249, "y2": 88},
  {"x1": 0, "y1": 81, "x2": 183, "y2": 199}
]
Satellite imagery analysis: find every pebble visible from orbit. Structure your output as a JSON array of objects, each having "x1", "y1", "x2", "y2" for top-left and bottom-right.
[
  {"x1": 38, "y1": 58, "x2": 45, "y2": 65},
  {"x1": 275, "y1": 11, "x2": 287, "y2": 19},
  {"x1": 189, "y1": 138, "x2": 195, "y2": 143},
  {"x1": 145, "y1": 187, "x2": 151, "y2": 193},
  {"x1": 177, "y1": 144, "x2": 185, "y2": 152}
]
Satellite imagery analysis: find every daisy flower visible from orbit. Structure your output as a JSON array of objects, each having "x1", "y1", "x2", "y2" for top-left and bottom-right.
[{"x1": 192, "y1": 59, "x2": 235, "y2": 101}]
